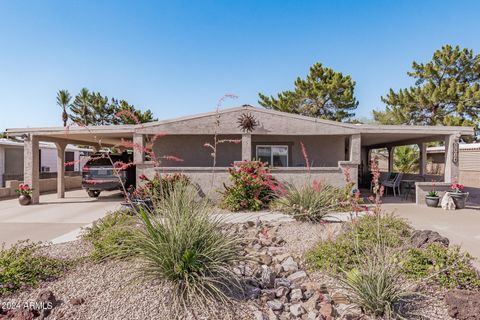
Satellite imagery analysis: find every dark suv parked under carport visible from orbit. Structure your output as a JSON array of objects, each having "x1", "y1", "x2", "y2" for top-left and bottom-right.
[{"x1": 82, "y1": 152, "x2": 135, "y2": 197}]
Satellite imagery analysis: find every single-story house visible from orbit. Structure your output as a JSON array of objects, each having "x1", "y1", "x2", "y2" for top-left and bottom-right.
[
  {"x1": 0, "y1": 138, "x2": 91, "y2": 187},
  {"x1": 5, "y1": 105, "x2": 474, "y2": 204}
]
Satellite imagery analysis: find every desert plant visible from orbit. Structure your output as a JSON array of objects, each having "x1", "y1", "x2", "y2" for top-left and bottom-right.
[
  {"x1": 0, "y1": 241, "x2": 68, "y2": 295},
  {"x1": 338, "y1": 244, "x2": 410, "y2": 319},
  {"x1": 222, "y1": 160, "x2": 282, "y2": 211},
  {"x1": 117, "y1": 183, "x2": 243, "y2": 316},
  {"x1": 307, "y1": 214, "x2": 411, "y2": 272},
  {"x1": 401, "y1": 243, "x2": 480, "y2": 289},
  {"x1": 274, "y1": 181, "x2": 347, "y2": 222},
  {"x1": 82, "y1": 210, "x2": 137, "y2": 261},
  {"x1": 133, "y1": 173, "x2": 191, "y2": 202}
]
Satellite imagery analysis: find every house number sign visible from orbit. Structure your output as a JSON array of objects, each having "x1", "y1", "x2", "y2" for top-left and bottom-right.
[{"x1": 452, "y1": 141, "x2": 459, "y2": 164}]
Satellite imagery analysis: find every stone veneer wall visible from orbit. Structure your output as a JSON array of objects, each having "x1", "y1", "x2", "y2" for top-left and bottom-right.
[
  {"x1": 138, "y1": 166, "x2": 350, "y2": 202},
  {"x1": 0, "y1": 176, "x2": 82, "y2": 199}
]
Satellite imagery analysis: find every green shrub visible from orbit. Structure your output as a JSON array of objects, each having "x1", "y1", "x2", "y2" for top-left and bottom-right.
[
  {"x1": 82, "y1": 210, "x2": 136, "y2": 261},
  {"x1": 274, "y1": 181, "x2": 351, "y2": 222},
  {"x1": 117, "y1": 183, "x2": 242, "y2": 314},
  {"x1": 402, "y1": 243, "x2": 480, "y2": 289},
  {"x1": 307, "y1": 214, "x2": 411, "y2": 272},
  {"x1": 338, "y1": 245, "x2": 409, "y2": 319},
  {"x1": 0, "y1": 241, "x2": 68, "y2": 295},
  {"x1": 222, "y1": 160, "x2": 281, "y2": 211}
]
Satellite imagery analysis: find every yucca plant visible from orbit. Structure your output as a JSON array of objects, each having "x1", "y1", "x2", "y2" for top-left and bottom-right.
[
  {"x1": 274, "y1": 182, "x2": 345, "y2": 222},
  {"x1": 117, "y1": 183, "x2": 243, "y2": 317},
  {"x1": 338, "y1": 243, "x2": 410, "y2": 319}
]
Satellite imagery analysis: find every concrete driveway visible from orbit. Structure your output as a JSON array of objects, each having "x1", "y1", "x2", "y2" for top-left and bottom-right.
[
  {"x1": 383, "y1": 202, "x2": 480, "y2": 263},
  {"x1": 0, "y1": 190, "x2": 122, "y2": 246}
]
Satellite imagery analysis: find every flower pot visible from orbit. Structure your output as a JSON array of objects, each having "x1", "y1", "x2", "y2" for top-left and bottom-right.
[
  {"x1": 425, "y1": 196, "x2": 440, "y2": 207},
  {"x1": 450, "y1": 192, "x2": 469, "y2": 209},
  {"x1": 18, "y1": 194, "x2": 32, "y2": 206}
]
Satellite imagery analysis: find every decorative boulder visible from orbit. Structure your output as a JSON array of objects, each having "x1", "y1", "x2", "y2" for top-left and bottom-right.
[{"x1": 410, "y1": 230, "x2": 449, "y2": 248}]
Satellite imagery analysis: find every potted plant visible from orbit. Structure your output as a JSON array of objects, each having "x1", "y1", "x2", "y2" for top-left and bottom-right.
[
  {"x1": 425, "y1": 190, "x2": 440, "y2": 207},
  {"x1": 449, "y1": 183, "x2": 468, "y2": 209},
  {"x1": 15, "y1": 183, "x2": 33, "y2": 206}
]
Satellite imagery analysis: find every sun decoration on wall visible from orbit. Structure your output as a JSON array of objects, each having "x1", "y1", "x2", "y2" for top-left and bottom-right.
[{"x1": 237, "y1": 112, "x2": 259, "y2": 133}]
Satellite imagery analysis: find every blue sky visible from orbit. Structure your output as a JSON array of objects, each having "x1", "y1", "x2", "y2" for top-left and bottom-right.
[{"x1": 1, "y1": 0, "x2": 479, "y2": 131}]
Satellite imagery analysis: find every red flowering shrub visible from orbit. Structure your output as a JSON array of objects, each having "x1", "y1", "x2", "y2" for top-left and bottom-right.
[
  {"x1": 133, "y1": 173, "x2": 191, "y2": 201},
  {"x1": 222, "y1": 160, "x2": 282, "y2": 211}
]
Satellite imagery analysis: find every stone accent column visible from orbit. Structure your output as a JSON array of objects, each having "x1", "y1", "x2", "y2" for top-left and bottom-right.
[
  {"x1": 133, "y1": 134, "x2": 145, "y2": 186},
  {"x1": 24, "y1": 135, "x2": 40, "y2": 204},
  {"x1": 387, "y1": 146, "x2": 395, "y2": 172},
  {"x1": 419, "y1": 143, "x2": 427, "y2": 176},
  {"x1": 349, "y1": 134, "x2": 361, "y2": 164},
  {"x1": 444, "y1": 133, "x2": 460, "y2": 183},
  {"x1": 242, "y1": 133, "x2": 252, "y2": 161},
  {"x1": 0, "y1": 146, "x2": 5, "y2": 187},
  {"x1": 55, "y1": 142, "x2": 67, "y2": 198}
]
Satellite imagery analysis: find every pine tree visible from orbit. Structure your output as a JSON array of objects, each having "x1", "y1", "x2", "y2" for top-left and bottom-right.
[
  {"x1": 67, "y1": 88, "x2": 156, "y2": 125},
  {"x1": 374, "y1": 45, "x2": 480, "y2": 134},
  {"x1": 258, "y1": 63, "x2": 358, "y2": 122}
]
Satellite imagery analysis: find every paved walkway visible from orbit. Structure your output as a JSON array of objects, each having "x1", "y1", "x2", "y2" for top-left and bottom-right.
[
  {"x1": 0, "y1": 190, "x2": 121, "y2": 246},
  {"x1": 383, "y1": 202, "x2": 480, "y2": 262}
]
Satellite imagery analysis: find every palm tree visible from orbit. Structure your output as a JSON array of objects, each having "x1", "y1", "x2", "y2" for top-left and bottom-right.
[
  {"x1": 394, "y1": 145, "x2": 419, "y2": 173},
  {"x1": 56, "y1": 89, "x2": 71, "y2": 127}
]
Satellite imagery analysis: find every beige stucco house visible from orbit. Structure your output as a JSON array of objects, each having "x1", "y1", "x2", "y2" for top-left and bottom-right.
[{"x1": 6, "y1": 105, "x2": 474, "y2": 204}]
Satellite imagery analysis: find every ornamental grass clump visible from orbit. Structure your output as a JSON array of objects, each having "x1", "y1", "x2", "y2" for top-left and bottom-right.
[
  {"x1": 274, "y1": 180, "x2": 351, "y2": 222},
  {"x1": 338, "y1": 244, "x2": 410, "y2": 319},
  {"x1": 222, "y1": 160, "x2": 282, "y2": 211},
  {"x1": 118, "y1": 182, "x2": 243, "y2": 316},
  {"x1": 0, "y1": 241, "x2": 68, "y2": 295}
]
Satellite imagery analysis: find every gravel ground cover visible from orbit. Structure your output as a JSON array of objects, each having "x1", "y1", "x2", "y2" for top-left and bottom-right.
[{"x1": 0, "y1": 218, "x2": 460, "y2": 320}]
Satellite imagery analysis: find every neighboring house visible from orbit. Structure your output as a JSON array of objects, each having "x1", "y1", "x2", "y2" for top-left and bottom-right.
[
  {"x1": 5, "y1": 105, "x2": 474, "y2": 204},
  {"x1": 427, "y1": 143, "x2": 480, "y2": 187},
  {"x1": 0, "y1": 139, "x2": 91, "y2": 187}
]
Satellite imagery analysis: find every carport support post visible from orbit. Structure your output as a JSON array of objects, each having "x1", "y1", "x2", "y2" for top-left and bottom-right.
[
  {"x1": 387, "y1": 146, "x2": 395, "y2": 172},
  {"x1": 419, "y1": 143, "x2": 427, "y2": 176},
  {"x1": 55, "y1": 142, "x2": 66, "y2": 198},
  {"x1": 242, "y1": 133, "x2": 252, "y2": 161},
  {"x1": 444, "y1": 133, "x2": 460, "y2": 183},
  {"x1": 133, "y1": 134, "x2": 145, "y2": 186},
  {"x1": 24, "y1": 134, "x2": 40, "y2": 204}
]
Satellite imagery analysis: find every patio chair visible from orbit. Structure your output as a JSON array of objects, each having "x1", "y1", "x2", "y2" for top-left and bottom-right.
[
  {"x1": 371, "y1": 172, "x2": 394, "y2": 191},
  {"x1": 383, "y1": 173, "x2": 404, "y2": 197}
]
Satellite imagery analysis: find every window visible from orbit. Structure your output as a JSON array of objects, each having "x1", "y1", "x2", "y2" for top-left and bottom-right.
[{"x1": 256, "y1": 145, "x2": 288, "y2": 167}]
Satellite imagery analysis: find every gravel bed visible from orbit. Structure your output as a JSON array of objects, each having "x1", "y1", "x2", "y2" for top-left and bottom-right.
[{"x1": 275, "y1": 220, "x2": 342, "y2": 256}]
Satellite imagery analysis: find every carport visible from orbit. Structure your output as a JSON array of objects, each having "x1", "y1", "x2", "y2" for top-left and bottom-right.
[{"x1": 6, "y1": 125, "x2": 140, "y2": 204}]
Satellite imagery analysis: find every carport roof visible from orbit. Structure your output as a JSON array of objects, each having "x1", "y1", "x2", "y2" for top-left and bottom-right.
[{"x1": 6, "y1": 105, "x2": 474, "y2": 147}]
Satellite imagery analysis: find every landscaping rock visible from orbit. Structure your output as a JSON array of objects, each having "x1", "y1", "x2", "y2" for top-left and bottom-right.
[
  {"x1": 411, "y1": 229, "x2": 450, "y2": 248},
  {"x1": 260, "y1": 266, "x2": 276, "y2": 289},
  {"x1": 319, "y1": 302, "x2": 334, "y2": 320},
  {"x1": 267, "y1": 299, "x2": 284, "y2": 311},
  {"x1": 246, "y1": 285, "x2": 262, "y2": 299},
  {"x1": 69, "y1": 297, "x2": 85, "y2": 306},
  {"x1": 36, "y1": 289, "x2": 56, "y2": 319},
  {"x1": 253, "y1": 310, "x2": 267, "y2": 320},
  {"x1": 259, "y1": 254, "x2": 273, "y2": 266},
  {"x1": 287, "y1": 271, "x2": 307, "y2": 285},
  {"x1": 445, "y1": 289, "x2": 480, "y2": 320},
  {"x1": 274, "y1": 278, "x2": 291, "y2": 289},
  {"x1": 306, "y1": 309, "x2": 319, "y2": 320},
  {"x1": 275, "y1": 286, "x2": 290, "y2": 298},
  {"x1": 303, "y1": 292, "x2": 321, "y2": 312},
  {"x1": 289, "y1": 288, "x2": 303, "y2": 302},
  {"x1": 290, "y1": 303, "x2": 306, "y2": 317},
  {"x1": 331, "y1": 292, "x2": 349, "y2": 305},
  {"x1": 281, "y1": 256, "x2": 299, "y2": 274}
]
